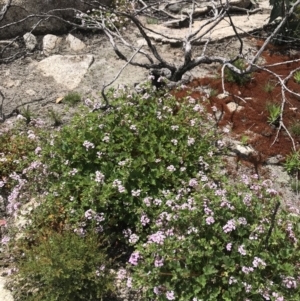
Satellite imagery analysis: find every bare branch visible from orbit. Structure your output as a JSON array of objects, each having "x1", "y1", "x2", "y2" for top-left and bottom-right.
[
  {"x1": 99, "y1": 46, "x2": 143, "y2": 110},
  {"x1": 249, "y1": 0, "x2": 300, "y2": 68}
]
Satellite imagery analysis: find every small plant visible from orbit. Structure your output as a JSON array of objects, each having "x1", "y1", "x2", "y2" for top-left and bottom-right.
[
  {"x1": 263, "y1": 80, "x2": 275, "y2": 93},
  {"x1": 11, "y1": 230, "x2": 115, "y2": 301},
  {"x1": 146, "y1": 17, "x2": 159, "y2": 24},
  {"x1": 266, "y1": 102, "x2": 281, "y2": 126},
  {"x1": 284, "y1": 150, "x2": 300, "y2": 175},
  {"x1": 224, "y1": 59, "x2": 252, "y2": 86},
  {"x1": 209, "y1": 88, "x2": 218, "y2": 98},
  {"x1": 290, "y1": 178, "x2": 300, "y2": 193},
  {"x1": 63, "y1": 92, "x2": 81, "y2": 106},
  {"x1": 240, "y1": 135, "x2": 249, "y2": 146},
  {"x1": 48, "y1": 107, "x2": 63, "y2": 126},
  {"x1": 20, "y1": 105, "x2": 34, "y2": 124},
  {"x1": 294, "y1": 70, "x2": 300, "y2": 84},
  {"x1": 289, "y1": 121, "x2": 300, "y2": 136}
]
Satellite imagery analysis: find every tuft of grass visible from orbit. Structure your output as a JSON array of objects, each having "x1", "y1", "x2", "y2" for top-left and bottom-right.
[
  {"x1": 240, "y1": 135, "x2": 249, "y2": 146},
  {"x1": 20, "y1": 105, "x2": 35, "y2": 124},
  {"x1": 285, "y1": 150, "x2": 300, "y2": 175},
  {"x1": 294, "y1": 70, "x2": 300, "y2": 84},
  {"x1": 209, "y1": 88, "x2": 218, "y2": 98},
  {"x1": 146, "y1": 17, "x2": 159, "y2": 24},
  {"x1": 263, "y1": 81, "x2": 275, "y2": 93},
  {"x1": 290, "y1": 178, "x2": 300, "y2": 193},
  {"x1": 63, "y1": 92, "x2": 81, "y2": 106},
  {"x1": 266, "y1": 102, "x2": 281, "y2": 126},
  {"x1": 48, "y1": 107, "x2": 63, "y2": 126},
  {"x1": 289, "y1": 121, "x2": 300, "y2": 136}
]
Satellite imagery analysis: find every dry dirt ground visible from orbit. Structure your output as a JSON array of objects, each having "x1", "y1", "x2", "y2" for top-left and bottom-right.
[{"x1": 0, "y1": 29, "x2": 225, "y2": 128}]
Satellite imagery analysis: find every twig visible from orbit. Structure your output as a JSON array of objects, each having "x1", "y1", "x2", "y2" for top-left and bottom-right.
[
  {"x1": 264, "y1": 201, "x2": 280, "y2": 249},
  {"x1": 248, "y1": 0, "x2": 300, "y2": 68},
  {"x1": 98, "y1": 46, "x2": 143, "y2": 110},
  {"x1": 226, "y1": 10, "x2": 243, "y2": 56}
]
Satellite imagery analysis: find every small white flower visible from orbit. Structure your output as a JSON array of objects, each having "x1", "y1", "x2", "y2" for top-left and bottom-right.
[
  {"x1": 187, "y1": 136, "x2": 195, "y2": 146},
  {"x1": 95, "y1": 171, "x2": 105, "y2": 183},
  {"x1": 171, "y1": 139, "x2": 178, "y2": 146},
  {"x1": 102, "y1": 134, "x2": 110, "y2": 143},
  {"x1": 167, "y1": 165, "x2": 176, "y2": 172},
  {"x1": 132, "y1": 189, "x2": 141, "y2": 197},
  {"x1": 129, "y1": 234, "x2": 139, "y2": 244}
]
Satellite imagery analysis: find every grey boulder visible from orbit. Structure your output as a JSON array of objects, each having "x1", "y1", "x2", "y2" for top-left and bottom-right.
[{"x1": 0, "y1": 0, "x2": 110, "y2": 39}]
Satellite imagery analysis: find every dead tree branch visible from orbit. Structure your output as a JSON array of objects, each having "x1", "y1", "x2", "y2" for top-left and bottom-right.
[{"x1": 98, "y1": 46, "x2": 143, "y2": 110}]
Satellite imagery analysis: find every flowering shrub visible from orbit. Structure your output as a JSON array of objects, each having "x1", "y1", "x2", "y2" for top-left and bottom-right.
[
  {"x1": 3, "y1": 86, "x2": 300, "y2": 301},
  {"x1": 77, "y1": 0, "x2": 132, "y2": 31},
  {"x1": 127, "y1": 175, "x2": 300, "y2": 301},
  {"x1": 24, "y1": 88, "x2": 217, "y2": 245}
]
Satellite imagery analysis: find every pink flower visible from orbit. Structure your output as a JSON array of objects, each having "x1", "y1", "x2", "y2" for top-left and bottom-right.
[
  {"x1": 206, "y1": 216, "x2": 215, "y2": 225},
  {"x1": 128, "y1": 251, "x2": 140, "y2": 265},
  {"x1": 166, "y1": 291, "x2": 175, "y2": 300},
  {"x1": 154, "y1": 257, "x2": 164, "y2": 267},
  {"x1": 226, "y1": 243, "x2": 232, "y2": 251},
  {"x1": 238, "y1": 245, "x2": 247, "y2": 256}
]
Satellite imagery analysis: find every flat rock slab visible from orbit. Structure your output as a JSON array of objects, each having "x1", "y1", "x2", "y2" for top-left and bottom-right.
[
  {"x1": 0, "y1": 275, "x2": 13, "y2": 301},
  {"x1": 144, "y1": 14, "x2": 270, "y2": 44},
  {"x1": 37, "y1": 55, "x2": 94, "y2": 90}
]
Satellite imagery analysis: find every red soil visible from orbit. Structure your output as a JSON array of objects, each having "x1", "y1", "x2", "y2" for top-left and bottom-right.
[{"x1": 173, "y1": 39, "x2": 300, "y2": 164}]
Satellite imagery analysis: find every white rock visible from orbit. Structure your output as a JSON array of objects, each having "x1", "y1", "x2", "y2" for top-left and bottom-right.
[
  {"x1": 66, "y1": 34, "x2": 86, "y2": 51},
  {"x1": 23, "y1": 32, "x2": 37, "y2": 51},
  {"x1": 4, "y1": 79, "x2": 20, "y2": 88},
  {"x1": 37, "y1": 55, "x2": 94, "y2": 90},
  {"x1": 226, "y1": 102, "x2": 243, "y2": 112},
  {"x1": 217, "y1": 93, "x2": 229, "y2": 99},
  {"x1": 0, "y1": 275, "x2": 14, "y2": 301},
  {"x1": 235, "y1": 144, "x2": 254, "y2": 156},
  {"x1": 25, "y1": 89, "x2": 36, "y2": 96},
  {"x1": 42, "y1": 34, "x2": 62, "y2": 56}
]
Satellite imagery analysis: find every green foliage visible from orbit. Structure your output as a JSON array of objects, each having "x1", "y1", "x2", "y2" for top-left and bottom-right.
[
  {"x1": 27, "y1": 88, "x2": 217, "y2": 245},
  {"x1": 290, "y1": 178, "x2": 300, "y2": 193},
  {"x1": 284, "y1": 150, "x2": 300, "y2": 174},
  {"x1": 263, "y1": 81, "x2": 275, "y2": 93},
  {"x1": 0, "y1": 130, "x2": 37, "y2": 180},
  {"x1": 12, "y1": 230, "x2": 114, "y2": 301},
  {"x1": 5, "y1": 86, "x2": 300, "y2": 301},
  {"x1": 128, "y1": 175, "x2": 300, "y2": 301},
  {"x1": 266, "y1": 102, "x2": 281, "y2": 125},
  {"x1": 209, "y1": 88, "x2": 218, "y2": 98},
  {"x1": 20, "y1": 105, "x2": 35, "y2": 124},
  {"x1": 63, "y1": 92, "x2": 81, "y2": 106},
  {"x1": 146, "y1": 17, "x2": 159, "y2": 24},
  {"x1": 224, "y1": 59, "x2": 251, "y2": 86},
  {"x1": 240, "y1": 135, "x2": 249, "y2": 146},
  {"x1": 289, "y1": 120, "x2": 300, "y2": 136},
  {"x1": 48, "y1": 107, "x2": 63, "y2": 126},
  {"x1": 294, "y1": 70, "x2": 300, "y2": 84}
]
